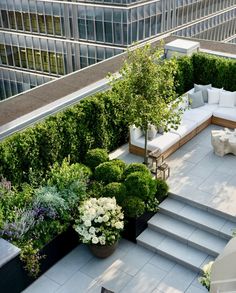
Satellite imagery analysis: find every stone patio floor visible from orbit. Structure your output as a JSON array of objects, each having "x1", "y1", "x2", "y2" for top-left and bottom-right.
[
  {"x1": 23, "y1": 240, "x2": 207, "y2": 293},
  {"x1": 24, "y1": 125, "x2": 236, "y2": 293}
]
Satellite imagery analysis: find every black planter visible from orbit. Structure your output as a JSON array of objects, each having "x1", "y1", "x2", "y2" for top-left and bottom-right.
[
  {"x1": 0, "y1": 226, "x2": 79, "y2": 293},
  {"x1": 122, "y1": 211, "x2": 156, "y2": 243}
]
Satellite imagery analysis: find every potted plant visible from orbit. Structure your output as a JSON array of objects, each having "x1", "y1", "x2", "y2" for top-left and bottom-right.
[{"x1": 74, "y1": 197, "x2": 124, "y2": 258}]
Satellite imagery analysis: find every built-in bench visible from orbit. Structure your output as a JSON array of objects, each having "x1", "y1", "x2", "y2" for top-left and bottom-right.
[{"x1": 129, "y1": 87, "x2": 236, "y2": 158}]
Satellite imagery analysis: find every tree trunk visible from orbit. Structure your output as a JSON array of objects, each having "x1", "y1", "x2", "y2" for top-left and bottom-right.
[{"x1": 144, "y1": 128, "x2": 148, "y2": 165}]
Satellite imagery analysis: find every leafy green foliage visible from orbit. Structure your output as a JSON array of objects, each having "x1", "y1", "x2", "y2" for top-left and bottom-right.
[
  {"x1": 123, "y1": 163, "x2": 150, "y2": 178},
  {"x1": 175, "y1": 53, "x2": 236, "y2": 95},
  {"x1": 103, "y1": 182, "x2": 127, "y2": 205},
  {"x1": 124, "y1": 171, "x2": 157, "y2": 201},
  {"x1": 0, "y1": 92, "x2": 128, "y2": 186},
  {"x1": 155, "y1": 179, "x2": 169, "y2": 202},
  {"x1": 94, "y1": 161, "x2": 124, "y2": 184},
  {"x1": 175, "y1": 56, "x2": 194, "y2": 95},
  {"x1": 122, "y1": 196, "x2": 145, "y2": 218},
  {"x1": 112, "y1": 44, "x2": 183, "y2": 163},
  {"x1": 84, "y1": 148, "x2": 109, "y2": 171}
]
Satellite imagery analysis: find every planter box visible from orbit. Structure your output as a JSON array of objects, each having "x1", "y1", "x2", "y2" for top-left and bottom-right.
[
  {"x1": 122, "y1": 211, "x2": 156, "y2": 243},
  {"x1": 0, "y1": 226, "x2": 79, "y2": 293}
]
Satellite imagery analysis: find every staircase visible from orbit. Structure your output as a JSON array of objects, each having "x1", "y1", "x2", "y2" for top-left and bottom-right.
[{"x1": 137, "y1": 194, "x2": 236, "y2": 273}]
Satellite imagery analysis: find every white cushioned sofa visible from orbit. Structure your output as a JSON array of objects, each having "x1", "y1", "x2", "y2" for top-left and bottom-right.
[{"x1": 129, "y1": 86, "x2": 236, "y2": 158}]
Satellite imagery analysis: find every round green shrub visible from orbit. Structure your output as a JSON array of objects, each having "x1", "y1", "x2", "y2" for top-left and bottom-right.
[
  {"x1": 103, "y1": 182, "x2": 126, "y2": 204},
  {"x1": 85, "y1": 148, "x2": 109, "y2": 171},
  {"x1": 155, "y1": 179, "x2": 169, "y2": 202},
  {"x1": 87, "y1": 181, "x2": 104, "y2": 198},
  {"x1": 125, "y1": 171, "x2": 157, "y2": 201},
  {"x1": 123, "y1": 163, "x2": 150, "y2": 178},
  {"x1": 94, "y1": 161, "x2": 123, "y2": 184},
  {"x1": 111, "y1": 159, "x2": 126, "y2": 171},
  {"x1": 121, "y1": 196, "x2": 145, "y2": 218}
]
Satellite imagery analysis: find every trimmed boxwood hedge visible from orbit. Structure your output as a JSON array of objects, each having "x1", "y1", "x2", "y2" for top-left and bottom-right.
[
  {"x1": 176, "y1": 52, "x2": 236, "y2": 95},
  {"x1": 0, "y1": 91, "x2": 129, "y2": 186}
]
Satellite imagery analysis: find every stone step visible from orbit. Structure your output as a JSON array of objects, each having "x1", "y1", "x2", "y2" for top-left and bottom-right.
[
  {"x1": 169, "y1": 193, "x2": 236, "y2": 224},
  {"x1": 148, "y1": 213, "x2": 228, "y2": 256},
  {"x1": 159, "y1": 198, "x2": 235, "y2": 240},
  {"x1": 137, "y1": 228, "x2": 213, "y2": 273}
]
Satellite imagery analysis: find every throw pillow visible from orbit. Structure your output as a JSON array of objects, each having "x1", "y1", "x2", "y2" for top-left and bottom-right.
[
  {"x1": 207, "y1": 88, "x2": 222, "y2": 104},
  {"x1": 147, "y1": 124, "x2": 157, "y2": 140},
  {"x1": 219, "y1": 91, "x2": 236, "y2": 108},
  {"x1": 188, "y1": 91, "x2": 204, "y2": 109},
  {"x1": 194, "y1": 84, "x2": 212, "y2": 102}
]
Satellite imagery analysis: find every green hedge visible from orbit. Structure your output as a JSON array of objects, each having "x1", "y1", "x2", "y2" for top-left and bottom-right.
[
  {"x1": 0, "y1": 91, "x2": 128, "y2": 186},
  {"x1": 176, "y1": 52, "x2": 236, "y2": 95},
  {"x1": 1, "y1": 52, "x2": 235, "y2": 186}
]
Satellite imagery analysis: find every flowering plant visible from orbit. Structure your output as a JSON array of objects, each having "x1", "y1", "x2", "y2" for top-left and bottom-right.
[
  {"x1": 74, "y1": 197, "x2": 124, "y2": 246},
  {"x1": 199, "y1": 261, "x2": 214, "y2": 291}
]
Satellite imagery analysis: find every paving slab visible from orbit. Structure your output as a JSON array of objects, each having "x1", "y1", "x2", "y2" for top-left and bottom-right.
[
  {"x1": 156, "y1": 264, "x2": 197, "y2": 292},
  {"x1": 23, "y1": 276, "x2": 60, "y2": 293},
  {"x1": 120, "y1": 263, "x2": 167, "y2": 293}
]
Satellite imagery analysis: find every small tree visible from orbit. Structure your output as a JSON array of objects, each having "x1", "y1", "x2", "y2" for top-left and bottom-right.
[{"x1": 111, "y1": 44, "x2": 183, "y2": 164}]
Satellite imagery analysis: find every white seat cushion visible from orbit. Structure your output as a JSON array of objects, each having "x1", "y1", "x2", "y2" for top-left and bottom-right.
[
  {"x1": 213, "y1": 108, "x2": 236, "y2": 122},
  {"x1": 170, "y1": 119, "x2": 198, "y2": 138},
  {"x1": 134, "y1": 132, "x2": 180, "y2": 152},
  {"x1": 130, "y1": 125, "x2": 143, "y2": 144},
  {"x1": 183, "y1": 108, "x2": 212, "y2": 125}
]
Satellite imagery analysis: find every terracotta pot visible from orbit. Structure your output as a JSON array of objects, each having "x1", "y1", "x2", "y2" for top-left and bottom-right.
[{"x1": 89, "y1": 241, "x2": 118, "y2": 258}]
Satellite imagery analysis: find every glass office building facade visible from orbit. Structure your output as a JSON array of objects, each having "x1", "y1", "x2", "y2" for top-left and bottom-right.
[{"x1": 0, "y1": 0, "x2": 236, "y2": 100}]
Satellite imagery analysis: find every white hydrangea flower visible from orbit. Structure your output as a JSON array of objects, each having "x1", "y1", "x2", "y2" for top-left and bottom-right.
[
  {"x1": 114, "y1": 221, "x2": 124, "y2": 229},
  {"x1": 102, "y1": 215, "x2": 109, "y2": 222},
  {"x1": 92, "y1": 236, "x2": 99, "y2": 244},
  {"x1": 84, "y1": 220, "x2": 92, "y2": 227},
  {"x1": 89, "y1": 227, "x2": 96, "y2": 234},
  {"x1": 97, "y1": 216, "x2": 103, "y2": 223}
]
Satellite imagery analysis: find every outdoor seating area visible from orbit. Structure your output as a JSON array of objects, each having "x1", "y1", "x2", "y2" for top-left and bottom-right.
[
  {"x1": 115, "y1": 124, "x2": 236, "y2": 218},
  {"x1": 129, "y1": 86, "x2": 236, "y2": 159}
]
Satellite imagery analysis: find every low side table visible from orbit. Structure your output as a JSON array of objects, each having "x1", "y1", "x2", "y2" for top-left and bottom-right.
[{"x1": 148, "y1": 148, "x2": 163, "y2": 171}]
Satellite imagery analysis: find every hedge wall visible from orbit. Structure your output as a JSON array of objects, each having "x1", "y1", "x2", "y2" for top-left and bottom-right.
[
  {"x1": 1, "y1": 52, "x2": 236, "y2": 186},
  {"x1": 0, "y1": 91, "x2": 128, "y2": 186},
  {"x1": 176, "y1": 52, "x2": 236, "y2": 95}
]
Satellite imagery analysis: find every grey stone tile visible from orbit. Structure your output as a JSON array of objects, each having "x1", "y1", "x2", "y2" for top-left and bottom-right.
[
  {"x1": 117, "y1": 244, "x2": 155, "y2": 276},
  {"x1": 149, "y1": 253, "x2": 176, "y2": 272},
  {"x1": 46, "y1": 245, "x2": 93, "y2": 285},
  {"x1": 179, "y1": 205, "x2": 226, "y2": 232},
  {"x1": 117, "y1": 238, "x2": 136, "y2": 254},
  {"x1": 137, "y1": 228, "x2": 166, "y2": 250},
  {"x1": 95, "y1": 265, "x2": 132, "y2": 293},
  {"x1": 199, "y1": 170, "x2": 232, "y2": 196},
  {"x1": 220, "y1": 220, "x2": 236, "y2": 237},
  {"x1": 160, "y1": 198, "x2": 186, "y2": 214},
  {"x1": 188, "y1": 164, "x2": 215, "y2": 179},
  {"x1": 0, "y1": 238, "x2": 20, "y2": 267},
  {"x1": 191, "y1": 274, "x2": 207, "y2": 290},
  {"x1": 80, "y1": 249, "x2": 125, "y2": 279},
  {"x1": 23, "y1": 276, "x2": 60, "y2": 293},
  {"x1": 156, "y1": 264, "x2": 197, "y2": 292},
  {"x1": 185, "y1": 284, "x2": 209, "y2": 293},
  {"x1": 188, "y1": 229, "x2": 227, "y2": 255},
  {"x1": 56, "y1": 270, "x2": 97, "y2": 293},
  {"x1": 157, "y1": 237, "x2": 208, "y2": 269},
  {"x1": 149, "y1": 213, "x2": 196, "y2": 241},
  {"x1": 120, "y1": 263, "x2": 167, "y2": 293}
]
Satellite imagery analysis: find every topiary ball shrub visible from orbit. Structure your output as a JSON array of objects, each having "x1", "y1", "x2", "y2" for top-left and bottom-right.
[
  {"x1": 155, "y1": 179, "x2": 169, "y2": 202},
  {"x1": 124, "y1": 171, "x2": 157, "y2": 201},
  {"x1": 111, "y1": 159, "x2": 126, "y2": 171},
  {"x1": 103, "y1": 182, "x2": 126, "y2": 204},
  {"x1": 121, "y1": 196, "x2": 145, "y2": 218},
  {"x1": 85, "y1": 148, "x2": 109, "y2": 171},
  {"x1": 123, "y1": 163, "x2": 150, "y2": 178},
  {"x1": 94, "y1": 161, "x2": 124, "y2": 184}
]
